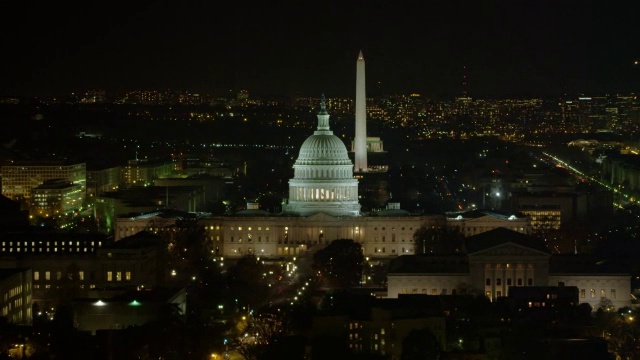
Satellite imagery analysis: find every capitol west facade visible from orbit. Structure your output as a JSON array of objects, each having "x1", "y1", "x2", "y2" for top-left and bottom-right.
[
  {"x1": 113, "y1": 98, "x2": 631, "y2": 309},
  {"x1": 115, "y1": 98, "x2": 530, "y2": 258}
]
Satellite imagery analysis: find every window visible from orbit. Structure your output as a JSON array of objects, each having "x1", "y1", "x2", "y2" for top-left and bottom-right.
[
  {"x1": 527, "y1": 278, "x2": 533, "y2": 286},
  {"x1": 580, "y1": 289, "x2": 585, "y2": 298},
  {"x1": 45, "y1": 271, "x2": 50, "y2": 281},
  {"x1": 496, "y1": 278, "x2": 502, "y2": 286},
  {"x1": 611, "y1": 289, "x2": 616, "y2": 299},
  {"x1": 485, "y1": 278, "x2": 491, "y2": 286},
  {"x1": 56, "y1": 271, "x2": 62, "y2": 280},
  {"x1": 79, "y1": 271, "x2": 84, "y2": 281},
  {"x1": 590, "y1": 289, "x2": 595, "y2": 298},
  {"x1": 485, "y1": 291, "x2": 491, "y2": 298},
  {"x1": 107, "y1": 272, "x2": 113, "y2": 282},
  {"x1": 600, "y1": 289, "x2": 606, "y2": 298},
  {"x1": 116, "y1": 272, "x2": 122, "y2": 281},
  {"x1": 517, "y1": 278, "x2": 523, "y2": 286},
  {"x1": 126, "y1": 271, "x2": 131, "y2": 281},
  {"x1": 496, "y1": 291, "x2": 502, "y2": 297},
  {"x1": 431, "y1": 289, "x2": 437, "y2": 295},
  {"x1": 507, "y1": 278, "x2": 512, "y2": 286},
  {"x1": 33, "y1": 272, "x2": 39, "y2": 281}
]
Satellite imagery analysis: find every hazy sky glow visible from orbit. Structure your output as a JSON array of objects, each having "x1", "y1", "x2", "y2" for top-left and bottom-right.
[{"x1": 2, "y1": 0, "x2": 638, "y2": 98}]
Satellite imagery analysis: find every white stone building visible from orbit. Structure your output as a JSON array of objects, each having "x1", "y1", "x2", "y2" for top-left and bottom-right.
[{"x1": 387, "y1": 227, "x2": 631, "y2": 310}]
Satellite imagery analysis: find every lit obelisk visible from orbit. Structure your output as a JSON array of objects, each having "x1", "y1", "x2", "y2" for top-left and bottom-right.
[{"x1": 354, "y1": 50, "x2": 368, "y2": 172}]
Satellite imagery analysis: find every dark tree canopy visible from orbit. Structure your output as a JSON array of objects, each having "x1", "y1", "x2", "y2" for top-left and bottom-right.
[
  {"x1": 401, "y1": 327, "x2": 441, "y2": 360},
  {"x1": 313, "y1": 239, "x2": 364, "y2": 289},
  {"x1": 413, "y1": 225, "x2": 464, "y2": 254}
]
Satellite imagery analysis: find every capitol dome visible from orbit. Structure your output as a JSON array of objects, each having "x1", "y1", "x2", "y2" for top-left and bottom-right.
[
  {"x1": 284, "y1": 95, "x2": 361, "y2": 217},
  {"x1": 296, "y1": 135, "x2": 352, "y2": 166}
]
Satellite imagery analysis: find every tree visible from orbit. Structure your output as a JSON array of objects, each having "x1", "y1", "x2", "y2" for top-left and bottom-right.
[
  {"x1": 413, "y1": 225, "x2": 464, "y2": 254},
  {"x1": 228, "y1": 312, "x2": 293, "y2": 360},
  {"x1": 145, "y1": 303, "x2": 188, "y2": 360},
  {"x1": 226, "y1": 255, "x2": 271, "y2": 310},
  {"x1": 313, "y1": 239, "x2": 364, "y2": 289},
  {"x1": 401, "y1": 328, "x2": 441, "y2": 360}
]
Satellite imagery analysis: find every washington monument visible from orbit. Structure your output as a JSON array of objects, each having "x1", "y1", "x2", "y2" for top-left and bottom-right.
[{"x1": 354, "y1": 50, "x2": 368, "y2": 172}]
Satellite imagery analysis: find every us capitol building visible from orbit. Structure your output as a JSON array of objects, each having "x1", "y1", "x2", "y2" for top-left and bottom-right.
[
  {"x1": 115, "y1": 96, "x2": 631, "y2": 310},
  {"x1": 116, "y1": 96, "x2": 530, "y2": 259}
]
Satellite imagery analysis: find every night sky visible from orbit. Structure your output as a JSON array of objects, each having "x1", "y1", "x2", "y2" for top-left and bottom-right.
[{"x1": 2, "y1": 0, "x2": 638, "y2": 98}]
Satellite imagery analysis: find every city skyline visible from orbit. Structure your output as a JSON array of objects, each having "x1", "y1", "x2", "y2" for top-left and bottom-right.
[{"x1": 2, "y1": 0, "x2": 639, "y2": 98}]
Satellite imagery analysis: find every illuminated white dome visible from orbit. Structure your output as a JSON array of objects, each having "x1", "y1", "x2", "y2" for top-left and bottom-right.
[
  {"x1": 296, "y1": 135, "x2": 352, "y2": 166},
  {"x1": 284, "y1": 95, "x2": 360, "y2": 216}
]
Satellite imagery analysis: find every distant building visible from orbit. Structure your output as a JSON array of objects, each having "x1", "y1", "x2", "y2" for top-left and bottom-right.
[
  {"x1": 113, "y1": 209, "x2": 205, "y2": 241},
  {"x1": 0, "y1": 231, "x2": 166, "y2": 307},
  {"x1": 154, "y1": 175, "x2": 226, "y2": 207},
  {"x1": 446, "y1": 209, "x2": 531, "y2": 236},
  {"x1": 311, "y1": 295, "x2": 446, "y2": 358},
  {"x1": 387, "y1": 227, "x2": 631, "y2": 310},
  {"x1": 30, "y1": 179, "x2": 85, "y2": 219},
  {"x1": 95, "y1": 185, "x2": 206, "y2": 233},
  {"x1": 0, "y1": 161, "x2": 86, "y2": 202},
  {"x1": 86, "y1": 165, "x2": 122, "y2": 197},
  {"x1": 72, "y1": 287, "x2": 186, "y2": 334},
  {"x1": 507, "y1": 284, "x2": 579, "y2": 309},
  {"x1": 0, "y1": 268, "x2": 32, "y2": 324},
  {"x1": 510, "y1": 170, "x2": 613, "y2": 228},
  {"x1": 111, "y1": 100, "x2": 530, "y2": 260},
  {"x1": 121, "y1": 159, "x2": 172, "y2": 187}
]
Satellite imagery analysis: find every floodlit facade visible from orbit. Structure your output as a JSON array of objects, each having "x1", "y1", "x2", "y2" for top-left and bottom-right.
[
  {"x1": 0, "y1": 161, "x2": 86, "y2": 202},
  {"x1": 113, "y1": 98, "x2": 531, "y2": 259},
  {"x1": 387, "y1": 228, "x2": 631, "y2": 310},
  {"x1": 31, "y1": 179, "x2": 85, "y2": 218}
]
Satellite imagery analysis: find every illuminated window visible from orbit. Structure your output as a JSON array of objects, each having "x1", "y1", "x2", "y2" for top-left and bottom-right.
[
  {"x1": 125, "y1": 271, "x2": 131, "y2": 281},
  {"x1": 33, "y1": 272, "x2": 39, "y2": 281},
  {"x1": 580, "y1": 289, "x2": 585, "y2": 298},
  {"x1": 116, "y1": 272, "x2": 122, "y2": 281},
  {"x1": 79, "y1": 271, "x2": 84, "y2": 281},
  {"x1": 590, "y1": 289, "x2": 595, "y2": 298},
  {"x1": 45, "y1": 271, "x2": 50, "y2": 280},
  {"x1": 600, "y1": 289, "x2": 605, "y2": 298},
  {"x1": 107, "y1": 272, "x2": 113, "y2": 282}
]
